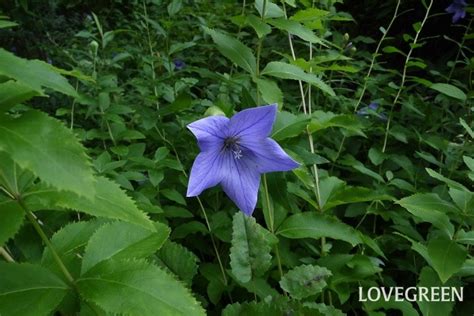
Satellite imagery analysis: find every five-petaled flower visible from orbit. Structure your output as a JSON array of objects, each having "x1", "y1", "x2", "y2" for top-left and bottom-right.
[
  {"x1": 186, "y1": 104, "x2": 299, "y2": 216},
  {"x1": 446, "y1": 0, "x2": 467, "y2": 23},
  {"x1": 173, "y1": 59, "x2": 185, "y2": 70}
]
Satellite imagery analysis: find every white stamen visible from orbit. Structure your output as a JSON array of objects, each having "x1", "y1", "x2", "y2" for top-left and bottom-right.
[{"x1": 233, "y1": 148, "x2": 242, "y2": 159}]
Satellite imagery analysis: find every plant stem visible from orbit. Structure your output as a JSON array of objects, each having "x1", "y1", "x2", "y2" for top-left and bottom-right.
[
  {"x1": 21, "y1": 202, "x2": 75, "y2": 285},
  {"x1": 447, "y1": 18, "x2": 472, "y2": 82},
  {"x1": 382, "y1": 0, "x2": 433, "y2": 153},
  {"x1": 0, "y1": 247, "x2": 14, "y2": 262}
]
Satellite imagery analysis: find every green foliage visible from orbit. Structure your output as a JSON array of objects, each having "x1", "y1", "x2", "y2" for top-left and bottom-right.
[
  {"x1": 0, "y1": 200, "x2": 24, "y2": 246},
  {"x1": 230, "y1": 212, "x2": 277, "y2": 283},
  {"x1": 157, "y1": 240, "x2": 199, "y2": 285},
  {"x1": 279, "y1": 264, "x2": 331, "y2": 299},
  {"x1": 77, "y1": 259, "x2": 206, "y2": 316},
  {"x1": 0, "y1": 263, "x2": 69, "y2": 316}
]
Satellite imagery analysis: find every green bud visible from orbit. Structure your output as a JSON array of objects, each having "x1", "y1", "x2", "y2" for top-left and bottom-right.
[
  {"x1": 205, "y1": 106, "x2": 226, "y2": 117},
  {"x1": 343, "y1": 33, "x2": 350, "y2": 41}
]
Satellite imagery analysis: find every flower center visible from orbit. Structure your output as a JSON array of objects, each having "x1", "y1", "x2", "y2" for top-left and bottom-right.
[{"x1": 223, "y1": 137, "x2": 243, "y2": 160}]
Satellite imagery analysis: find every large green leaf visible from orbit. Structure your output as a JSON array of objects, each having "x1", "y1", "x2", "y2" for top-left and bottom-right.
[
  {"x1": 261, "y1": 61, "x2": 335, "y2": 96},
  {"x1": 204, "y1": 27, "x2": 257, "y2": 75},
  {"x1": 0, "y1": 110, "x2": 95, "y2": 197},
  {"x1": 279, "y1": 264, "x2": 331, "y2": 299},
  {"x1": 0, "y1": 48, "x2": 77, "y2": 97},
  {"x1": 24, "y1": 176, "x2": 154, "y2": 230},
  {"x1": 268, "y1": 18, "x2": 325, "y2": 45},
  {"x1": 397, "y1": 193, "x2": 456, "y2": 237},
  {"x1": 77, "y1": 259, "x2": 205, "y2": 316},
  {"x1": 0, "y1": 81, "x2": 39, "y2": 112},
  {"x1": 42, "y1": 220, "x2": 106, "y2": 279},
  {"x1": 230, "y1": 212, "x2": 277, "y2": 283},
  {"x1": 0, "y1": 262, "x2": 69, "y2": 316},
  {"x1": 417, "y1": 267, "x2": 457, "y2": 316},
  {"x1": 0, "y1": 200, "x2": 24, "y2": 246},
  {"x1": 157, "y1": 240, "x2": 199, "y2": 285},
  {"x1": 277, "y1": 212, "x2": 361, "y2": 246},
  {"x1": 430, "y1": 83, "x2": 466, "y2": 101},
  {"x1": 81, "y1": 221, "x2": 169, "y2": 274},
  {"x1": 427, "y1": 235, "x2": 467, "y2": 283}
]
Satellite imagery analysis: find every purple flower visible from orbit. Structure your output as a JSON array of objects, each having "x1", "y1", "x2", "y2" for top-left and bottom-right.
[
  {"x1": 186, "y1": 104, "x2": 299, "y2": 216},
  {"x1": 173, "y1": 59, "x2": 185, "y2": 70},
  {"x1": 357, "y1": 102, "x2": 387, "y2": 121},
  {"x1": 446, "y1": 0, "x2": 467, "y2": 23}
]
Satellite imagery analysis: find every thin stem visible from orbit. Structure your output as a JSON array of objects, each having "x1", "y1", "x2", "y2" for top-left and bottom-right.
[
  {"x1": 22, "y1": 202, "x2": 75, "y2": 285},
  {"x1": 0, "y1": 247, "x2": 14, "y2": 262},
  {"x1": 447, "y1": 18, "x2": 472, "y2": 81},
  {"x1": 142, "y1": 0, "x2": 160, "y2": 110},
  {"x1": 382, "y1": 0, "x2": 433, "y2": 153}
]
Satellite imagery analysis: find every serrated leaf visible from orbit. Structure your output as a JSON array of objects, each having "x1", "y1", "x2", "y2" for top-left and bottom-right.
[
  {"x1": 261, "y1": 62, "x2": 335, "y2": 96},
  {"x1": 427, "y1": 235, "x2": 467, "y2": 283},
  {"x1": 246, "y1": 14, "x2": 271, "y2": 38},
  {"x1": 223, "y1": 301, "x2": 281, "y2": 316},
  {"x1": 0, "y1": 48, "x2": 77, "y2": 97},
  {"x1": 24, "y1": 176, "x2": 154, "y2": 230},
  {"x1": 204, "y1": 27, "x2": 257, "y2": 75},
  {"x1": 430, "y1": 83, "x2": 466, "y2": 101},
  {"x1": 0, "y1": 263, "x2": 69, "y2": 316},
  {"x1": 157, "y1": 240, "x2": 199, "y2": 285},
  {"x1": 397, "y1": 193, "x2": 456, "y2": 237},
  {"x1": 0, "y1": 110, "x2": 95, "y2": 197},
  {"x1": 42, "y1": 220, "x2": 106, "y2": 279},
  {"x1": 280, "y1": 264, "x2": 331, "y2": 299},
  {"x1": 82, "y1": 221, "x2": 169, "y2": 274},
  {"x1": 255, "y1": 78, "x2": 283, "y2": 108},
  {"x1": 0, "y1": 200, "x2": 24, "y2": 246},
  {"x1": 230, "y1": 212, "x2": 276, "y2": 283},
  {"x1": 77, "y1": 259, "x2": 205, "y2": 316},
  {"x1": 277, "y1": 212, "x2": 361, "y2": 246}
]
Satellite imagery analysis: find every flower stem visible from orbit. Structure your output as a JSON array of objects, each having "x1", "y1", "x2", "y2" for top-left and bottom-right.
[
  {"x1": 382, "y1": 0, "x2": 433, "y2": 153},
  {"x1": 0, "y1": 247, "x2": 14, "y2": 262},
  {"x1": 447, "y1": 17, "x2": 472, "y2": 82},
  {"x1": 21, "y1": 202, "x2": 75, "y2": 285}
]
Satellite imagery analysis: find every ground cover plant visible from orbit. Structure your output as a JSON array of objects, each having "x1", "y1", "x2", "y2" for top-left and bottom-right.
[{"x1": 0, "y1": 0, "x2": 473, "y2": 315}]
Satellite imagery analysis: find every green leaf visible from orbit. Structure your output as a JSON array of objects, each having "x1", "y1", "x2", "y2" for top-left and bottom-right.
[
  {"x1": 277, "y1": 212, "x2": 361, "y2": 246},
  {"x1": 204, "y1": 27, "x2": 257, "y2": 75},
  {"x1": 161, "y1": 188, "x2": 186, "y2": 206},
  {"x1": 156, "y1": 94, "x2": 193, "y2": 117},
  {"x1": 364, "y1": 297, "x2": 418, "y2": 316},
  {"x1": 261, "y1": 62, "x2": 335, "y2": 96},
  {"x1": 308, "y1": 111, "x2": 366, "y2": 136},
  {"x1": 460, "y1": 118, "x2": 474, "y2": 138},
  {"x1": 268, "y1": 18, "x2": 325, "y2": 45},
  {"x1": 157, "y1": 240, "x2": 199, "y2": 285},
  {"x1": 0, "y1": 200, "x2": 24, "y2": 246},
  {"x1": 42, "y1": 220, "x2": 106, "y2": 279},
  {"x1": 0, "y1": 81, "x2": 40, "y2": 112},
  {"x1": 255, "y1": 78, "x2": 283, "y2": 108},
  {"x1": 0, "y1": 263, "x2": 69, "y2": 316},
  {"x1": 456, "y1": 229, "x2": 474, "y2": 245},
  {"x1": 230, "y1": 212, "x2": 277, "y2": 283},
  {"x1": 246, "y1": 15, "x2": 271, "y2": 38},
  {"x1": 279, "y1": 264, "x2": 331, "y2": 299},
  {"x1": 0, "y1": 20, "x2": 18, "y2": 29},
  {"x1": 0, "y1": 110, "x2": 95, "y2": 197},
  {"x1": 81, "y1": 221, "x2": 170, "y2": 274},
  {"x1": 223, "y1": 301, "x2": 281, "y2": 316},
  {"x1": 427, "y1": 235, "x2": 467, "y2": 283},
  {"x1": 426, "y1": 168, "x2": 468, "y2": 191},
  {"x1": 0, "y1": 48, "x2": 77, "y2": 97},
  {"x1": 397, "y1": 193, "x2": 456, "y2": 237},
  {"x1": 77, "y1": 259, "x2": 205, "y2": 316},
  {"x1": 25, "y1": 176, "x2": 154, "y2": 230},
  {"x1": 324, "y1": 186, "x2": 393, "y2": 211},
  {"x1": 255, "y1": 0, "x2": 285, "y2": 18},
  {"x1": 271, "y1": 111, "x2": 310, "y2": 141},
  {"x1": 417, "y1": 267, "x2": 457, "y2": 316},
  {"x1": 430, "y1": 83, "x2": 466, "y2": 101}
]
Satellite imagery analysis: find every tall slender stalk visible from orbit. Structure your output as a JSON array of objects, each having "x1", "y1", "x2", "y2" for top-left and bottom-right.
[{"x1": 382, "y1": 0, "x2": 434, "y2": 152}]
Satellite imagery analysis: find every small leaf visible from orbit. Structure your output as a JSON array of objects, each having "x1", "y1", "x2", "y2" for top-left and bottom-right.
[
  {"x1": 204, "y1": 27, "x2": 257, "y2": 75},
  {"x1": 161, "y1": 188, "x2": 187, "y2": 206},
  {"x1": 230, "y1": 212, "x2": 277, "y2": 283},
  {"x1": 0, "y1": 81, "x2": 39, "y2": 112},
  {"x1": 0, "y1": 262, "x2": 69, "y2": 316},
  {"x1": 254, "y1": 0, "x2": 285, "y2": 18},
  {"x1": 246, "y1": 15, "x2": 271, "y2": 38},
  {"x1": 271, "y1": 111, "x2": 310, "y2": 141},
  {"x1": 397, "y1": 193, "x2": 456, "y2": 237},
  {"x1": 430, "y1": 83, "x2": 466, "y2": 101},
  {"x1": 261, "y1": 61, "x2": 335, "y2": 96},
  {"x1": 77, "y1": 259, "x2": 205, "y2": 316},
  {"x1": 157, "y1": 240, "x2": 199, "y2": 285},
  {"x1": 268, "y1": 18, "x2": 325, "y2": 45},
  {"x1": 277, "y1": 212, "x2": 361, "y2": 246},
  {"x1": 427, "y1": 235, "x2": 467, "y2": 283},
  {"x1": 156, "y1": 93, "x2": 193, "y2": 117},
  {"x1": 0, "y1": 110, "x2": 95, "y2": 197},
  {"x1": 280, "y1": 264, "x2": 331, "y2": 299},
  {"x1": 255, "y1": 78, "x2": 283, "y2": 108},
  {"x1": 81, "y1": 221, "x2": 170, "y2": 274}
]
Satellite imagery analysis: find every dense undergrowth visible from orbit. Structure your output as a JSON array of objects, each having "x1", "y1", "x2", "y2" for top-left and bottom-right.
[{"x1": 0, "y1": 0, "x2": 473, "y2": 315}]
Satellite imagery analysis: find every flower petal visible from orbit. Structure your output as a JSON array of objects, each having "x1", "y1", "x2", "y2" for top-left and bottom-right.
[
  {"x1": 220, "y1": 152, "x2": 261, "y2": 216},
  {"x1": 187, "y1": 115, "x2": 229, "y2": 151},
  {"x1": 186, "y1": 150, "x2": 224, "y2": 197},
  {"x1": 228, "y1": 104, "x2": 277, "y2": 139},
  {"x1": 242, "y1": 138, "x2": 299, "y2": 173}
]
